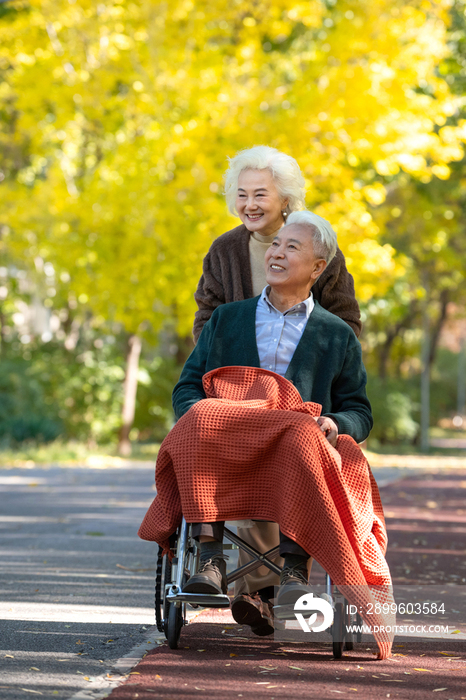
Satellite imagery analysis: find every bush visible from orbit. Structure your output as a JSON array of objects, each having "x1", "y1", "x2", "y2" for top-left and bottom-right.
[
  {"x1": 0, "y1": 358, "x2": 63, "y2": 444},
  {"x1": 367, "y1": 376, "x2": 419, "y2": 445}
]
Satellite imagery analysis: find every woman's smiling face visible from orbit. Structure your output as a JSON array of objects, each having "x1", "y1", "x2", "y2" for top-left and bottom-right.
[{"x1": 236, "y1": 169, "x2": 289, "y2": 237}]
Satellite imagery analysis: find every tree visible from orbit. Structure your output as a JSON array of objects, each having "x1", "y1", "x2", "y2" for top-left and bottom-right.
[{"x1": 2, "y1": 0, "x2": 466, "y2": 448}]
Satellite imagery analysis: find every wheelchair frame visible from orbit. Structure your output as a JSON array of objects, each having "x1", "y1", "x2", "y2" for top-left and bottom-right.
[{"x1": 155, "y1": 517, "x2": 362, "y2": 658}]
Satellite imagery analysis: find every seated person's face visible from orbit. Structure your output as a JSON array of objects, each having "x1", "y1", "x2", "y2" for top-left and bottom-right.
[{"x1": 264, "y1": 224, "x2": 327, "y2": 295}]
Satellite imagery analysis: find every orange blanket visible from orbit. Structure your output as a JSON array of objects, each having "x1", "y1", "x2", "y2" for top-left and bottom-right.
[{"x1": 139, "y1": 366, "x2": 395, "y2": 658}]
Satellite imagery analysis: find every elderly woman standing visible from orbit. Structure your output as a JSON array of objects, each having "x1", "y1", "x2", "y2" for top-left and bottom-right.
[
  {"x1": 193, "y1": 146, "x2": 361, "y2": 637},
  {"x1": 194, "y1": 145, "x2": 361, "y2": 341}
]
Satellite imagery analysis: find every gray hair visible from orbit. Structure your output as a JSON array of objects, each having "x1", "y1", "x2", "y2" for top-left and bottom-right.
[
  {"x1": 285, "y1": 210, "x2": 337, "y2": 264},
  {"x1": 223, "y1": 145, "x2": 306, "y2": 217}
]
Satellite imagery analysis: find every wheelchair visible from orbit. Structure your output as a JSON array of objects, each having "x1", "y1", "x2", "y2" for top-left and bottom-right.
[{"x1": 155, "y1": 517, "x2": 363, "y2": 658}]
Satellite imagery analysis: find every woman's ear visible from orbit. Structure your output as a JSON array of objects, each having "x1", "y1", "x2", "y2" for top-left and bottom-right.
[{"x1": 281, "y1": 197, "x2": 290, "y2": 212}]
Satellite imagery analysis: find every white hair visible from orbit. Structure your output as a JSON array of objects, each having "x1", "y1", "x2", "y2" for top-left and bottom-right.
[
  {"x1": 223, "y1": 145, "x2": 306, "y2": 216},
  {"x1": 285, "y1": 210, "x2": 338, "y2": 264}
]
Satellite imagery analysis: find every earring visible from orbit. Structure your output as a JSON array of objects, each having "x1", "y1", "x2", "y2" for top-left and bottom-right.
[{"x1": 282, "y1": 211, "x2": 288, "y2": 218}]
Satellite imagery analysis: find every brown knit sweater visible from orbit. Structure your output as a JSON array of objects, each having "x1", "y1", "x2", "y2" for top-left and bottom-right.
[{"x1": 193, "y1": 224, "x2": 361, "y2": 342}]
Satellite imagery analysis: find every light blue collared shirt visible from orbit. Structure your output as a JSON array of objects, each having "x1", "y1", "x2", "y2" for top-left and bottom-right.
[{"x1": 255, "y1": 286, "x2": 315, "y2": 377}]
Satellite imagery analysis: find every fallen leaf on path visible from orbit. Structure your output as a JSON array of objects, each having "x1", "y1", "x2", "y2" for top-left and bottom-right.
[
  {"x1": 451, "y1": 630, "x2": 461, "y2": 634},
  {"x1": 19, "y1": 690, "x2": 42, "y2": 695},
  {"x1": 197, "y1": 649, "x2": 205, "y2": 653},
  {"x1": 29, "y1": 667, "x2": 40, "y2": 671},
  {"x1": 259, "y1": 666, "x2": 277, "y2": 670},
  {"x1": 194, "y1": 688, "x2": 205, "y2": 691},
  {"x1": 129, "y1": 672, "x2": 141, "y2": 675},
  {"x1": 414, "y1": 668, "x2": 432, "y2": 672},
  {"x1": 392, "y1": 653, "x2": 407, "y2": 657},
  {"x1": 229, "y1": 653, "x2": 237, "y2": 657},
  {"x1": 433, "y1": 689, "x2": 448, "y2": 692},
  {"x1": 116, "y1": 564, "x2": 154, "y2": 572},
  {"x1": 155, "y1": 675, "x2": 162, "y2": 679},
  {"x1": 329, "y1": 691, "x2": 344, "y2": 694},
  {"x1": 4, "y1": 655, "x2": 14, "y2": 658},
  {"x1": 288, "y1": 666, "x2": 304, "y2": 670}
]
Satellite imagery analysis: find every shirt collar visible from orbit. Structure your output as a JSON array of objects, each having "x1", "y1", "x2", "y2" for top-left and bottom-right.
[{"x1": 260, "y1": 286, "x2": 315, "y2": 318}]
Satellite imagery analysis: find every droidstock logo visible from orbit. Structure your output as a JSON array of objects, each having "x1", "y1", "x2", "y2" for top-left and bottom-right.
[{"x1": 293, "y1": 593, "x2": 334, "y2": 633}]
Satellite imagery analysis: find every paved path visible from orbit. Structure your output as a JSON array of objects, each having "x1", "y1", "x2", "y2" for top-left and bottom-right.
[
  {"x1": 106, "y1": 467, "x2": 466, "y2": 700},
  {"x1": 1, "y1": 463, "x2": 465, "y2": 699},
  {"x1": 0, "y1": 464, "x2": 158, "y2": 699}
]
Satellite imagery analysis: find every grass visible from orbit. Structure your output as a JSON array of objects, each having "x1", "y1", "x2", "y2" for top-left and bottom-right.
[
  {"x1": 1, "y1": 428, "x2": 466, "y2": 468},
  {"x1": 0, "y1": 440, "x2": 161, "y2": 467}
]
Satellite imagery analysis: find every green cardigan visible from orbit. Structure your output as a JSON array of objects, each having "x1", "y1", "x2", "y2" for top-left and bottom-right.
[{"x1": 173, "y1": 298, "x2": 373, "y2": 443}]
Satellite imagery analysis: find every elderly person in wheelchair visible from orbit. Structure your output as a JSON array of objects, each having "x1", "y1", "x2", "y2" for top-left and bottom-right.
[{"x1": 170, "y1": 210, "x2": 373, "y2": 622}]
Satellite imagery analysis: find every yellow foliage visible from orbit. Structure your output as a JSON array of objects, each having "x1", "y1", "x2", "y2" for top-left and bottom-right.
[{"x1": 1, "y1": 0, "x2": 464, "y2": 335}]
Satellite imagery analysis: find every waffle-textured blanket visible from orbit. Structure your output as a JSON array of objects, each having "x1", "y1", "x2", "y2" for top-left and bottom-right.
[{"x1": 138, "y1": 366, "x2": 395, "y2": 658}]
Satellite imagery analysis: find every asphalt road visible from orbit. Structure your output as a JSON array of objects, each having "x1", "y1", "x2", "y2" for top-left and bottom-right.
[
  {"x1": 108, "y1": 467, "x2": 466, "y2": 700},
  {"x1": 0, "y1": 464, "x2": 160, "y2": 699},
  {"x1": 1, "y1": 463, "x2": 464, "y2": 700}
]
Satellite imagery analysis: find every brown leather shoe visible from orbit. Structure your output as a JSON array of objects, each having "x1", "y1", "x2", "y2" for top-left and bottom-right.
[
  {"x1": 182, "y1": 556, "x2": 227, "y2": 595},
  {"x1": 231, "y1": 592, "x2": 275, "y2": 636},
  {"x1": 276, "y1": 564, "x2": 311, "y2": 606}
]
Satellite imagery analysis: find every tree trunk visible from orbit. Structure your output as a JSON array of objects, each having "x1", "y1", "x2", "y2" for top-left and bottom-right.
[
  {"x1": 118, "y1": 334, "x2": 142, "y2": 456},
  {"x1": 428, "y1": 289, "x2": 449, "y2": 368},
  {"x1": 420, "y1": 277, "x2": 430, "y2": 453},
  {"x1": 378, "y1": 301, "x2": 418, "y2": 379}
]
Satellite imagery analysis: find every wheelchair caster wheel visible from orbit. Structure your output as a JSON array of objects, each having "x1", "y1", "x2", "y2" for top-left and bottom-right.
[
  {"x1": 167, "y1": 603, "x2": 184, "y2": 649},
  {"x1": 332, "y1": 602, "x2": 344, "y2": 659},
  {"x1": 356, "y1": 613, "x2": 363, "y2": 643}
]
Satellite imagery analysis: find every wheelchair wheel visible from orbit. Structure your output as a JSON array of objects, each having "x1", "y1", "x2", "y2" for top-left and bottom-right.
[
  {"x1": 356, "y1": 613, "x2": 363, "y2": 643},
  {"x1": 167, "y1": 602, "x2": 184, "y2": 649},
  {"x1": 344, "y1": 599, "x2": 354, "y2": 650},
  {"x1": 155, "y1": 547, "x2": 171, "y2": 633},
  {"x1": 332, "y1": 602, "x2": 344, "y2": 659}
]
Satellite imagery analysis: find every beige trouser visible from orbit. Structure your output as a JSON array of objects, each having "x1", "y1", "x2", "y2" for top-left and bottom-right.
[
  {"x1": 233, "y1": 521, "x2": 283, "y2": 596},
  {"x1": 233, "y1": 521, "x2": 313, "y2": 597}
]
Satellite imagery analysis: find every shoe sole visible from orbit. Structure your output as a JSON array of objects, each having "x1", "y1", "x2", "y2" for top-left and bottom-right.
[
  {"x1": 232, "y1": 599, "x2": 274, "y2": 636},
  {"x1": 182, "y1": 581, "x2": 225, "y2": 595}
]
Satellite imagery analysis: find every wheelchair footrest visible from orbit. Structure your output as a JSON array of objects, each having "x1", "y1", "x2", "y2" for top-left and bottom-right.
[
  {"x1": 167, "y1": 592, "x2": 231, "y2": 608},
  {"x1": 273, "y1": 603, "x2": 299, "y2": 620}
]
